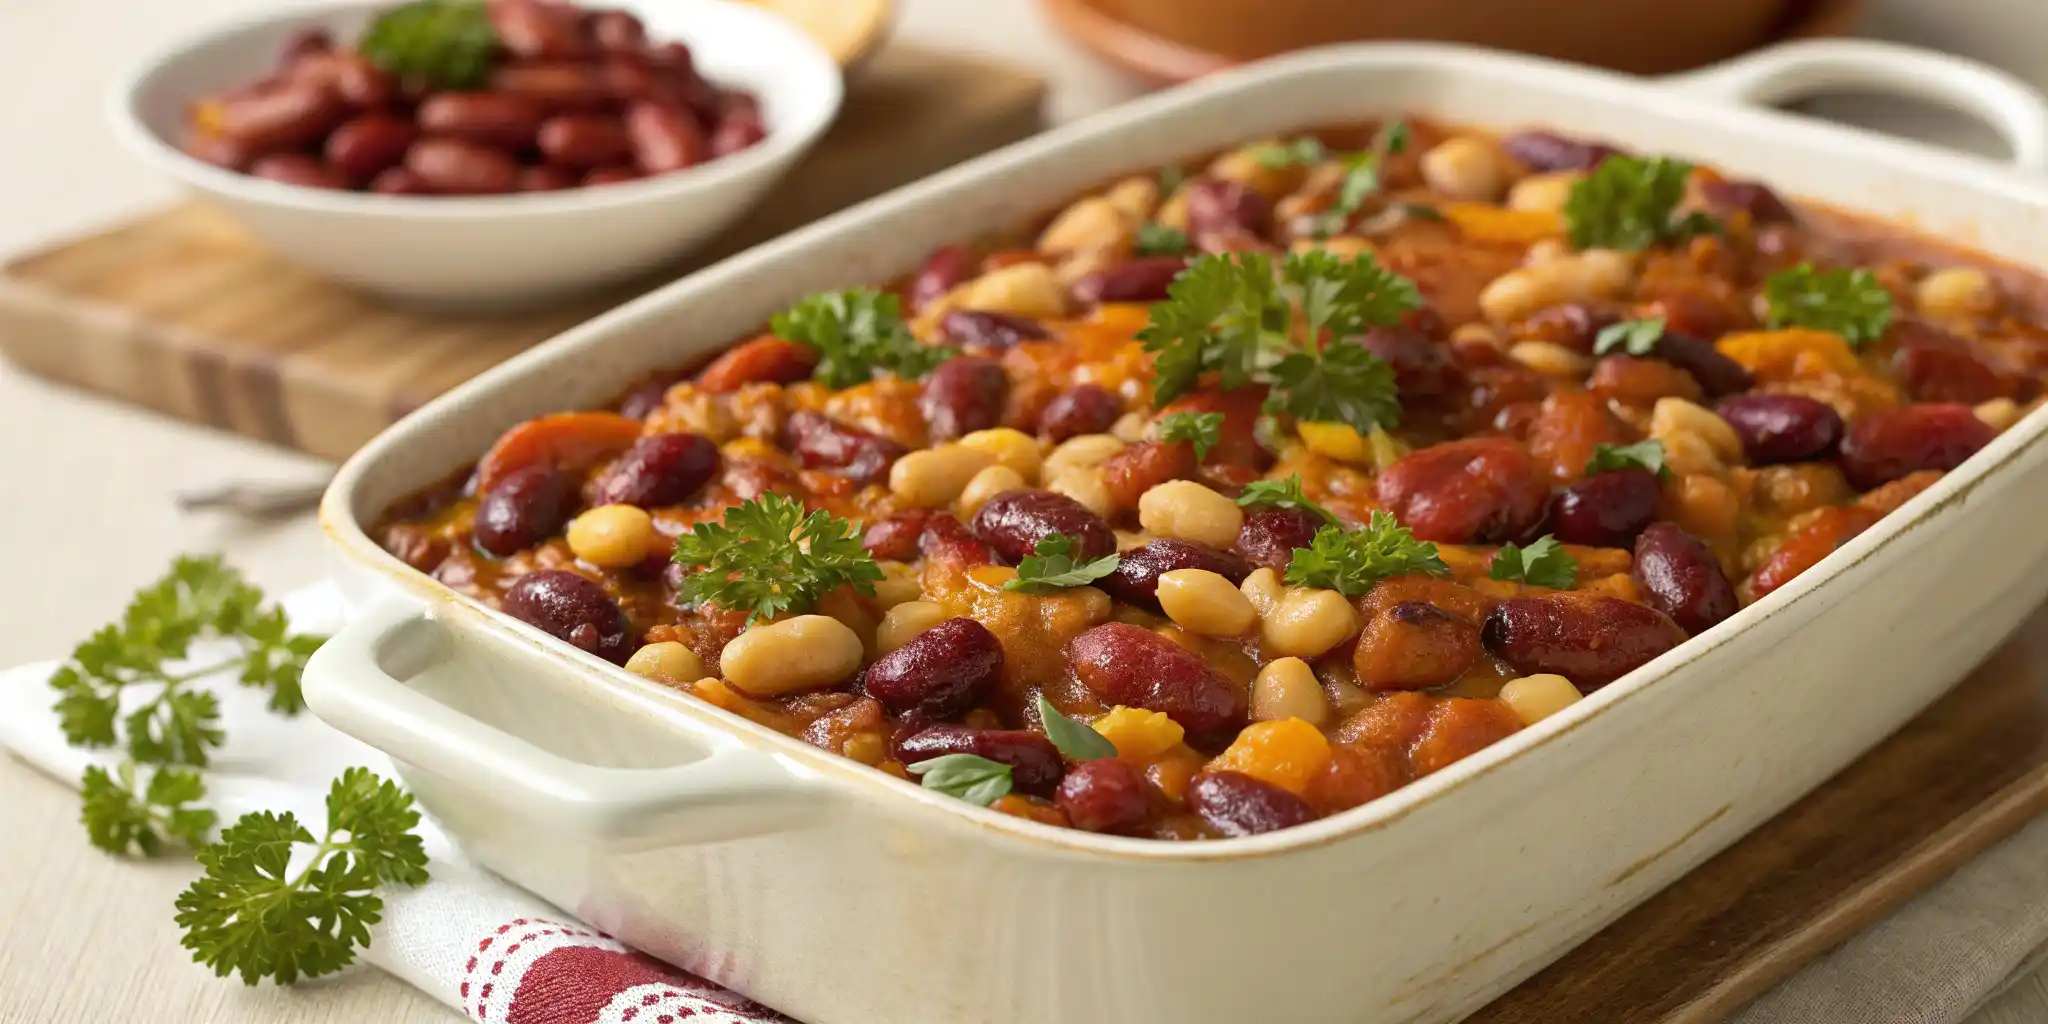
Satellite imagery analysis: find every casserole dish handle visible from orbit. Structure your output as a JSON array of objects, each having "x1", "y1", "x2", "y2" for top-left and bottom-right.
[
  {"x1": 1666, "y1": 38, "x2": 2048, "y2": 171},
  {"x1": 304, "y1": 598, "x2": 825, "y2": 843}
]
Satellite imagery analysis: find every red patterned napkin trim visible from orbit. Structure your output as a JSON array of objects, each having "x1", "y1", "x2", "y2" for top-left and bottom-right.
[{"x1": 461, "y1": 917, "x2": 787, "y2": 1024}]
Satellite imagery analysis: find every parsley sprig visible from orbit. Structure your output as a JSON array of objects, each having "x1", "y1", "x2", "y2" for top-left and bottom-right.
[
  {"x1": 1156, "y1": 411, "x2": 1223, "y2": 460},
  {"x1": 770, "y1": 289, "x2": 951, "y2": 389},
  {"x1": 671, "y1": 494, "x2": 882, "y2": 624},
  {"x1": 175, "y1": 768, "x2": 430, "y2": 985},
  {"x1": 1141, "y1": 250, "x2": 1421, "y2": 437},
  {"x1": 1594, "y1": 316, "x2": 1666, "y2": 357},
  {"x1": 1235, "y1": 475, "x2": 1340, "y2": 526},
  {"x1": 1285, "y1": 511, "x2": 1448, "y2": 596},
  {"x1": 1564, "y1": 156, "x2": 1719, "y2": 251},
  {"x1": 1587, "y1": 439, "x2": 1672, "y2": 480},
  {"x1": 358, "y1": 0, "x2": 498, "y2": 90},
  {"x1": 1005, "y1": 535, "x2": 1120, "y2": 593},
  {"x1": 1489, "y1": 536, "x2": 1578, "y2": 589},
  {"x1": 1763, "y1": 263, "x2": 1895, "y2": 346}
]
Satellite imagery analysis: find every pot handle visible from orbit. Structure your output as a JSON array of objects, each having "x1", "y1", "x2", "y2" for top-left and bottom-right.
[
  {"x1": 303, "y1": 598, "x2": 824, "y2": 843},
  {"x1": 1664, "y1": 39, "x2": 2048, "y2": 171}
]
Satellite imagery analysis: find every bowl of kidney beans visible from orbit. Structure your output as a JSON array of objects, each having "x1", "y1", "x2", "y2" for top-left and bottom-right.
[{"x1": 112, "y1": 0, "x2": 843, "y2": 306}]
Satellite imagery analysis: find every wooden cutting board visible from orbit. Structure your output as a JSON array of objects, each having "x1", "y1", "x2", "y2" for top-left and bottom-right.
[
  {"x1": 0, "y1": 45, "x2": 1044, "y2": 461},
  {"x1": 1479, "y1": 601, "x2": 2048, "y2": 1022}
]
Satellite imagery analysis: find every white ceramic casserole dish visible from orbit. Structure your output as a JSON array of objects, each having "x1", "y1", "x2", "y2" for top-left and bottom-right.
[{"x1": 305, "y1": 40, "x2": 2048, "y2": 1024}]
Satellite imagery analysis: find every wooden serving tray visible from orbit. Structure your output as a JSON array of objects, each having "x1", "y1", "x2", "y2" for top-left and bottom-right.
[
  {"x1": 1480, "y1": 601, "x2": 2048, "y2": 1021},
  {"x1": 0, "y1": 46, "x2": 1045, "y2": 461}
]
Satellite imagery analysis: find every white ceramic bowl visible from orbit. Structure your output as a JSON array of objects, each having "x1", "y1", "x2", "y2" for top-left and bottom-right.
[
  {"x1": 308, "y1": 40, "x2": 2048, "y2": 1024},
  {"x1": 110, "y1": 0, "x2": 843, "y2": 307}
]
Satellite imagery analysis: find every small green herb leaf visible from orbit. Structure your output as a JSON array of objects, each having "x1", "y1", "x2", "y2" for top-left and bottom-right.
[
  {"x1": 1235, "y1": 475, "x2": 1340, "y2": 526},
  {"x1": 1135, "y1": 222, "x2": 1192, "y2": 257},
  {"x1": 1005, "y1": 535, "x2": 1121, "y2": 592},
  {"x1": 1593, "y1": 316, "x2": 1666, "y2": 357},
  {"x1": 1489, "y1": 535, "x2": 1578, "y2": 590},
  {"x1": 1762, "y1": 263, "x2": 1895, "y2": 346},
  {"x1": 80, "y1": 762, "x2": 216, "y2": 858},
  {"x1": 1285, "y1": 511, "x2": 1448, "y2": 597},
  {"x1": 1037, "y1": 694, "x2": 1118, "y2": 761},
  {"x1": 671, "y1": 493, "x2": 883, "y2": 623},
  {"x1": 770, "y1": 289, "x2": 950, "y2": 389},
  {"x1": 1158, "y1": 164, "x2": 1187, "y2": 195},
  {"x1": 1564, "y1": 156, "x2": 1718, "y2": 251},
  {"x1": 357, "y1": 0, "x2": 498, "y2": 90},
  {"x1": 1586, "y1": 439, "x2": 1672, "y2": 480},
  {"x1": 1400, "y1": 202, "x2": 1446, "y2": 222},
  {"x1": 1157, "y1": 411, "x2": 1223, "y2": 460},
  {"x1": 1251, "y1": 137, "x2": 1329, "y2": 168},
  {"x1": 908, "y1": 754, "x2": 1014, "y2": 806}
]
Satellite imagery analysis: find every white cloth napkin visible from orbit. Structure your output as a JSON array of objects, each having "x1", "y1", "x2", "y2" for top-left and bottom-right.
[{"x1": 4, "y1": 581, "x2": 2047, "y2": 1024}]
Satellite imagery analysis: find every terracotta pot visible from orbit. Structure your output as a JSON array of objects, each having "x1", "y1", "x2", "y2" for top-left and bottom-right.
[{"x1": 1040, "y1": 0, "x2": 1867, "y2": 80}]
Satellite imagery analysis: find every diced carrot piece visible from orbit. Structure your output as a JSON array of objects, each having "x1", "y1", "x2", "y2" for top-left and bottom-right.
[
  {"x1": 1206, "y1": 718, "x2": 1334, "y2": 796},
  {"x1": 1439, "y1": 203, "x2": 1563, "y2": 244},
  {"x1": 1714, "y1": 329, "x2": 1860, "y2": 380},
  {"x1": 1092, "y1": 706, "x2": 1186, "y2": 761},
  {"x1": 474, "y1": 412, "x2": 644, "y2": 494}
]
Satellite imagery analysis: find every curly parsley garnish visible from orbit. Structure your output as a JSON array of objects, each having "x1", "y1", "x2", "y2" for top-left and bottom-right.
[
  {"x1": 1489, "y1": 535, "x2": 1578, "y2": 589},
  {"x1": 671, "y1": 494, "x2": 883, "y2": 623},
  {"x1": 1235, "y1": 475, "x2": 1340, "y2": 526},
  {"x1": 175, "y1": 767, "x2": 430, "y2": 985},
  {"x1": 1135, "y1": 222, "x2": 1192, "y2": 256},
  {"x1": 357, "y1": 0, "x2": 498, "y2": 90},
  {"x1": 1763, "y1": 263, "x2": 1895, "y2": 346},
  {"x1": 1037, "y1": 694, "x2": 1117, "y2": 761},
  {"x1": 1593, "y1": 316, "x2": 1666, "y2": 357},
  {"x1": 1586, "y1": 439, "x2": 1672, "y2": 480},
  {"x1": 1285, "y1": 511, "x2": 1448, "y2": 596},
  {"x1": 1141, "y1": 250, "x2": 1421, "y2": 437},
  {"x1": 908, "y1": 754, "x2": 1013, "y2": 806},
  {"x1": 1564, "y1": 156, "x2": 1719, "y2": 251},
  {"x1": 1004, "y1": 534, "x2": 1120, "y2": 593},
  {"x1": 1156, "y1": 411, "x2": 1223, "y2": 460},
  {"x1": 770, "y1": 289, "x2": 950, "y2": 389}
]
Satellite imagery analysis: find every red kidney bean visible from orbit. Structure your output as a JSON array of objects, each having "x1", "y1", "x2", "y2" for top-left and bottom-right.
[
  {"x1": 1187, "y1": 771, "x2": 1315, "y2": 837},
  {"x1": 1500, "y1": 130, "x2": 1622, "y2": 172},
  {"x1": 1649, "y1": 331, "x2": 1754, "y2": 398},
  {"x1": 1375, "y1": 437, "x2": 1547, "y2": 544},
  {"x1": 1067, "y1": 623, "x2": 1246, "y2": 734},
  {"x1": 1234, "y1": 506, "x2": 1325, "y2": 571},
  {"x1": 1633, "y1": 523, "x2": 1737, "y2": 636},
  {"x1": 248, "y1": 153, "x2": 352, "y2": 190},
  {"x1": 1184, "y1": 177, "x2": 1273, "y2": 237},
  {"x1": 1056, "y1": 758, "x2": 1150, "y2": 834},
  {"x1": 491, "y1": 0, "x2": 592, "y2": 59},
  {"x1": 326, "y1": 52, "x2": 397, "y2": 109},
  {"x1": 918, "y1": 513, "x2": 997, "y2": 566},
  {"x1": 710, "y1": 109, "x2": 768, "y2": 158},
  {"x1": 277, "y1": 26, "x2": 332, "y2": 66},
  {"x1": 491, "y1": 62, "x2": 611, "y2": 110},
  {"x1": 1482, "y1": 593, "x2": 1687, "y2": 690},
  {"x1": 1354, "y1": 601, "x2": 1481, "y2": 691},
  {"x1": 1353, "y1": 326, "x2": 1463, "y2": 403},
  {"x1": 861, "y1": 508, "x2": 937, "y2": 562},
  {"x1": 368, "y1": 167, "x2": 432, "y2": 195},
  {"x1": 475, "y1": 464, "x2": 574, "y2": 556},
  {"x1": 909, "y1": 246, "x2": 974, "y2": 312},
  {"x1": 520, "y1": 165, "x2": 579, "y2": 191},
  {"x1": 1101, "y1": 540, "x2": 1251, "y2": 611},
  {"x1": 696, "y1": 336, "x2": 818, "y2": 392},
  {"x1": 501, "y1": 569, "x2": 633, "y2": 665},
  {"x1": 216, "y1": 83, "x2": 349, "y2": 154},
  {"x1": 324, "y1": 113, "x2": 416, "y2": 181},
  {"x1": 1070, "y1": 256, "x2": 1187, "y2": 306},
  {"x1": 583, "y1": 166, "x2": 643, "y2": 186},
  {"x1": 595, "y1": 432, "x2": 721, "y2": 508},
  {"x1": 1099, "y1": 440, "x2": 1198, "y2": 508},
  {"x1": 920, "y1": 356, "x2": 1008, "y2": 443},
  {"x1": 1839, "y1": 403, "x2": 1995, "y2": 489},
  {"x1": 784, "y1": 410, "x2": 906, "y2": 487},
  {"x1": 537, "y1": 114, "x2": 632, "y2": 169},
  {"x1": 1698, "y1": 178, "x2": 1794, "y2": 224},
  {"x1": 614, "y1": 377, "x2": 674, "y2": 420},
  {"x1": 1891, "y1": 319, "x2": 2023, "y2": 403},
  {"x1": 863, "y1": 618, "x2": 1004, "y2": 719},
  {"x1": 600, "y1": 53, "x2": 658, "y2": 99},
  {"x1": 1715, "y1": 393, "x2": 1844, "y2": 464},
  {"x1": 626, "y1": 101, "x2": 707, "y2": 173},
  {"x1": 405, "y1": 138, "x2": 519, "y2": 195},
  {"x1": 590, "y1": 9, "x2": 646, "y2": 50},
  {"x1": 184, "y1": 130, "x2": 255, "y2": 171},
  {"x1": 897, "y1": 724, "x2": 1064, "y2": 791},
  {"x1": 1036, "y1": 384, "x2": 1122, "y2": 442},
  {"x1": 417, "y1": 92, "x2": 545, "y2": 151},
  {"x1": 1548, "y1": 467, "x2": 1660, "y2": 548},
  {"x1": 941, "y1": 310, "x2": 1050, "y2": 351},
  {"x1": 971, "y1": 489, "x2": 1117, "y2": 562}
]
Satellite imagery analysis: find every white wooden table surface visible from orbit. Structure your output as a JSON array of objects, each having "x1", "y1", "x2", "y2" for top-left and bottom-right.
[{"x1": 2, "y1": 0, "x2": 2046, "y2": 1020}]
